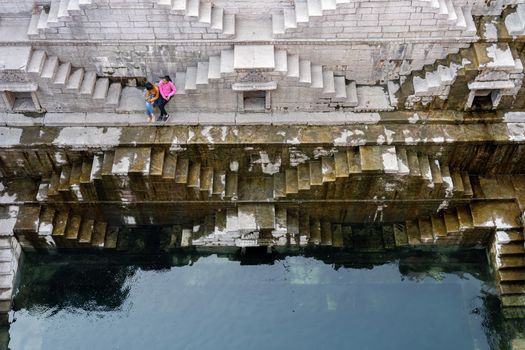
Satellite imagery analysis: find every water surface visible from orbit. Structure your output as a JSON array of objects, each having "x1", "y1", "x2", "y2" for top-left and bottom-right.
[{"x1": 7, "y1": 250, "x2": 522, "y2": 350}]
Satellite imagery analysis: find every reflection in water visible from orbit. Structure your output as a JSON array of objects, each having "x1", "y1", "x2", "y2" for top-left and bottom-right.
[{"x1": 4, "y1": 249, "x2": 524, "y2": 350}]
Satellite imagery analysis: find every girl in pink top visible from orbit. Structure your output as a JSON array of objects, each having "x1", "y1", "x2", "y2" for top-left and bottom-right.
[{"x1": 157, "y1": 75, "x2": 177, "y2": 122}]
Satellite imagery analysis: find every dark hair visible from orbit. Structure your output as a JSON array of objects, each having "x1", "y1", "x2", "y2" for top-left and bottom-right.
[
  {"x1": 163, "y1": 75, "x2": 172, "y2": 82},
  {"x1": 145, "y1": 82, "x2": 153, "y2": 90}
]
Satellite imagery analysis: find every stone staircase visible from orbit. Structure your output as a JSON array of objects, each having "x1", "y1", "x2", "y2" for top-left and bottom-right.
[
  {"x1": 392, "y1": 42, "x2": 524, "y2": 110},
  {"x1": 27, "y1": 0, "x2": 94, "y2": 38},
  {"x1": 491, "y1": 228, "x2": 525, "y2": 318},
  {"x1": 12, "y1": 204, "x2": 117, "y2": 250},
  {"x1": 271, "y1": 0, "x2": 476, "y2": 37},
  {"x1": 175, "y1": 44, "x2": 358, "y2": 107},
  {"x1": 156, "y1": 0, "x2": 235, "y2": 37},
  {"x1": 25, "y1": 48, "x2": 124, "y2": 111},
  {"x1": 0, "y1": 237, "x2": 21, "y2": 315}
]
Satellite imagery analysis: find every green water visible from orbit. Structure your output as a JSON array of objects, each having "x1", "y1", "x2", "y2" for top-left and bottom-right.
[{"x1": 5, "y1": 250, "x2": 524, "y2": 350}]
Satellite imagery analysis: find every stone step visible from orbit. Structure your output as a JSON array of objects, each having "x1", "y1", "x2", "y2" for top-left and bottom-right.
[
  {"x1": 431, "y1": 214, "x2": 447, "y2": 238},
  {"x1": 454, "y1": 6, "x2": 466, "y2": 29},
  {"x1": 65, "y1": 68, "x2": 84, "y2": 91},
  {"x1": 347, "y1": 148, "x2": 361, "y2": 173},
  {"x1": 333, "y1": 76, "x2": 347, "y2": 101},
  {"x1": 441, "y1": 165, "x2": 454, "y2": 197},
  {"x1": 106, "y1": 83, "x2": 122, "y2": 107},
  {"x1": 381, "y1": 146, "x2": 398, "y2": 174},
  {"x1": 78, "y1": 218, "x2": 95, "y2": 244},
  {"x1": 499, "y1": 269, "x2": 525, "y2": 282},
  {"x1": 184, "y1": 67, "x2": 197, "y2": 91},
  {"x1": 91, "y1": 221, "x2": 107, "y2": 248},
  {"x1": 334, "y1": 152, "x2": 349, "y2": 178},
  {"x1": 406, "y1": 150, "x2": 421, "y2": 176},
  {"x1": 297, "y1": 163, "x2": 311, "y2": 191},
  {"x1": 450, "y1": 170, "x2": 464, "y2": 195},
  {"x1": 418, "y1": 154, "x2": 433, "y2": 184},
  {"x1": 214, "y1": 210, "x2": 227, "y2": 234},
  {"x1": 27, "y1": 13, "x2": 40, "y2": 36},
  {"x1": 321, "y1": 0, "x2": 337, "y2": 10},
  {"x1": 393, "y1": 224, "x2": 409, "y2": 247},
  {"x1": 157, "y1": 0, "x2": 172, "y2": 8},
  {"x1": 79, "y1": 71, "x2": 97, "y2": 96},
  {"x1": 186, "y1": 0, "x2": 199, "y2": 17},
  {"x1": 210, "y1": 7, "x2": 224, "y2": 31},
  {"x1": 172, "y1": 0, "x2": 186, "y2": 13},
  {"x1": 499, "y1": 257, "x2": 525, "y2": 269},
  {"x1": 234, "y1": 45, "x2": 275, "y2": 70},
  {"x1": 445, "y1": 0, "x2": 457, "y2": 23},
  {"x1": 27, "y1": 50, "x2": 47, "y2": 75},
  {"x1": 443, "y1": 209, "x2": 460, "y2": 234},
  {"x1": 272, "y1": 13, "x2": 285, "y2": 35},
  {"x1": 502, "y1": 295, "x2": 525, "y2": 307},
  {"x1": 51, "y1": 211, "x2": 69, "y2": 237},
  {"x1": 104, "y1": 226, "x2": 118, "y2": 249},
  {"x1": 309, "y1": 160, "x2": 323, "y2": 186},
  {"x1": 225, "y1": 172, "x2": 238, "y2": 199},
  {"x1": 496, "y1": 230, "x2": 525, "y2": 244},
  {"x1": 287, "y1": 54, "x2": 300, "y2": 79},
  {"x1": 345, "y1": 81, "x2": 358, "y2": 107},
  {"x1": 320, "y1": 220, "x2": 333, "y2": 245},
  {"x1": 437, "y1": 0, "x2": 448, "y2": 16},
  {"x1": 429, "y1": 159, "x2": 443, "y2": 188},
  {"x1": 406, "y1": 220, "x2": 421, "y2": 245},
  {"x1": 462, "y1": 7, "x2": 476, "y2": 35},
  {"x1": 417, "y1": 217, "x2": 434, "y2": 243},
  {"x1": 198, "y1": 2, "x2": 212, "y2": 24},
  {"x1": 162, "y1": 152, "x2": 177, "y2": 179},
  {"x1": 67, "y1": 0, "x2": 80, "y2": 13},
  {"x1": 497, "y1": 243, "x2": 525, "y2": 256},
  {"x1": 175, "y1": 158, "x2": 189, "y2": 184},
  {"x1": 37, "y1": 10, "x2": 49, "y2": 31},
  {"x1": 283, "y1": 8, "x2": 297, "y2": 29},
  {"x1": 200, "y1": 167, "x2": 214, "y2": 195},
  {"x1": 332, "y1": 224, "x2": 343, "y2": 247},
  {"x1": 311, "y1": 65, "x2": 323, "y2": 89},
  {"x1": 222, "y1": 14, "x2": 235, "y2": 36},
  {"x1": 285, "y1": 169, "x2": 299, "y2": 194},
  {"x1": 187, "y1": 162, "x2": 201, "y2": 188},
  {"x1": 299, "y1": 211, "x2": 310, "y2": 242},
  {"x1": 287, "y1": 209, "x2": 299, "y2": 235},
  {"x1": 174, "y1": 72, "x2": 186, "y2": 94},
  {"x1": 57, "y1": 0, "x2": 71, "y2": 19},
  {"x1": 92, "y1": 78, "x2": 110, "y2": 100},
  {"x1": 309, "y1": 218, "x2": 321, "y2": 244},
  {"x1": 208, "y1": 56, "x2": 221, "y2": 80},
  {"x1": 274, "y1": 50, "x2": 288, "y2": 74},
  {"x1": 360, "y1": 146, "x2": 382, "y2": 172},
  {"x1": 64, "y1": 214, "x2": 82, "y2": 240},
  {"x1": 225, "y1": 208, "x2": 238, "y2": 233},
  {"x1": 322, "y1": 70, "x2": 335, "y2": 95},
  {"x1": 58, "y1": 166, "x2": 72, "y2": 192},
  {"x1": 299, "y1": 59, "x2": 312, "y2": 85},
  {"x1": 196, "y1": 62, "x2": 209, "y2": 86},
  {"x1": 307, "y1": 0, "x2": 323, "y2": 17},
  {"x1": 53, "y1": 62, "x2": 71, "y2": 87},
  {"x1": 220, "y1": 49, "x2": 234, "y2": 74},
  {"x1": 273, "y1": 172, "x2": 286, "y2": 198},
  {"x1": 396, "y1": 148, "x2": 410, "y2": 175},
  {"x1": 500, "y1": 283, "x2": 525, "y2": 295},
  {"x1": 45, "y1": 3, "x2": 59, "y2": 27},
  {"x1": 321, "y1": 156, "x2": 336, "y2": 182},
  {"x1": 149, "y1": 148, "x2": 166, "y2": 177},
  {"x1": 295, "y1": 2, "x2": 309, "y2": 23},
  {"x1": 273, "y1": 207, "x2": 287, "y2": 236},
  {"x1": 457, "y1": 206, "x2": 474, "y2": 231},
  {"x1": 462, "y1": 172, "x2": 473, "y2": 197},
  {"x1": 38, "y1": 207, "x2": 56, "y2": 236},
  {"x1": 212, "y1": 170, "x2": 226, "y2": 197}
]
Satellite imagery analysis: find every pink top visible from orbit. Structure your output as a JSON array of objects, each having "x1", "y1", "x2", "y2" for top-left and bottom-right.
[{"x1": 158, "y1": 80, "x2": 177, "y2": 100}]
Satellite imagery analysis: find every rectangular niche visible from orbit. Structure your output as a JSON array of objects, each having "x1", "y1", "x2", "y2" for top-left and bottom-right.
[
  {"x1": 0, "y1": 83, "x2": 41, "y2": 112},
  {"x1": 243, "y1": 90, "x2": 267, "y2": 112}
]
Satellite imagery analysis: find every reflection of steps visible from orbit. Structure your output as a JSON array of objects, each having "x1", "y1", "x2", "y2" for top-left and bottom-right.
[
  {"x1": 157, "y1": 0, "x2": 235, "y2": 37},
  {"x1": 12, "y1": 205, "x2": 116, "y2": 250},
  {"x1": 190, "y1": 205, "x2": 411, "y2": 249},
  {"x1": 26, "y1": 49, "x2": 122, "y2": 110}
]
